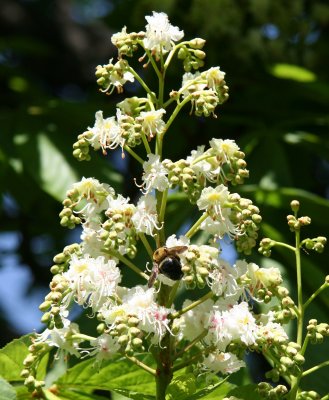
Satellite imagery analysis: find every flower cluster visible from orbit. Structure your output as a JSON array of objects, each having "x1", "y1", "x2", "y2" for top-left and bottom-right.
[{"x1": 22, "y1": 12, "x2": 325, "y2": 400}]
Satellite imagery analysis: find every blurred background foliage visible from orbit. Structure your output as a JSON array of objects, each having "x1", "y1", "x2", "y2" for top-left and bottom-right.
[{"x1": 1, "y1": 0, "x2": 329, "y2": 391}]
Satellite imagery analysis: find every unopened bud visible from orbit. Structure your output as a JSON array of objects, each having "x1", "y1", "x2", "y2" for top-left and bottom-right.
[{"x1": 290, "y1": 200, "x2": 300, "y2": 212}]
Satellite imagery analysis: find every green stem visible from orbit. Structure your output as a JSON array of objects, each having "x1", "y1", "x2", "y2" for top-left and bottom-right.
[
  {"x1": 71, "y1": 333, "x2": 96, "y2": 342},
  {"x1": 141, "y1": 135, "x2": 152, "y2": 156},
  {"x1": 123, "y1": 145, "x2": 144, "y2": 165},
  {"x1": 139, "y1": 232, "x2": 154, "y2": 260},
  {"x1": 184, "y1": 212, "x2": 208, "y2": 239},
  {"x1": 109, "y1": 250, "x2": 149, "y2": 281},
  {"x1": 173, "y1": 330, "x2": 208, "y2": 361},
  {"x1": 170, "y1": 291, "x2": 213, "y2": 320},
  {"x1": 302, "y1": 360, "x2": 329, "y2": 377},
  {"x1": 166, "y1": 281, "x2": 180, "y2": 308},
  {"x1": 127, "y1": 65, "x2": 156, "y2": 103},
  {"x1": 160, "y1": 94, "x2": 192, "y2": 141},
  {"x1": 272, "y1": 241, "x2": 296, "y2": 253},
  {"x1": 289, "y1": 229, "x2": 303, "y2": 400},
  {"x1": 145, "y1": 48, "x2": 162, "y2": 82},
  {"x1": 159, "y1": 188, "x2": 168, "y2": 226},
  {"x1": 156, "y1": 190, "x2": 166, "y2": 245},
  {"x1": 303, "y1": 282, "x2": 329, "y2": 310},
  {"x1": 126, "y1": 355, "x2": 157, "y2": 376}
]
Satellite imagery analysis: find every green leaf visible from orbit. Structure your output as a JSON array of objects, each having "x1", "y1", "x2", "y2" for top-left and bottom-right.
[
  {"x1": 190, "y1": 380, "x2": 235, "y2": 400},
  {"x1": 13, "y1": 131, "x2": 78, "y2": 201},
  {"x1": 57, "y1": 357, "x2": 155, "y2": 397},
  {"x1": 0, "y1": 334, "x2": 33, "y2": 382},
  {"x1": 0, "y1": 334, "x2": 49, "y2": 385},
  {"x1": 227, "y1": 384, "x2": 262, "y2": 400},
  {"x1": 111, "y1": 388, "x2": 155, "y2": 400},
  {"x1": 270, "y1": 64, "x2": 316, "y2": 82},
  {"x1": 0, "y1": 377, "x2": 17, "y2": 400},
  {"x1": 166, "y1": 373, "x2": 197, "y2": 399}
]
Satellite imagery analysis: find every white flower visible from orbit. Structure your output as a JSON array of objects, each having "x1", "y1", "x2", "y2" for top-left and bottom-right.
[
  {"x1": 181, "y1": 72, "x2": 206, "y2": 96},
  {"x1": 246, "y1": 262, "x2": 283, "y2": 289},
  {"x1": 87, "y1": 110, "x2": 123, "y2": 153},
  {"x1": 209, "y1": 138, "x2": 240, "y2": 165},
  {"x1": 139, "y1": 109, "x2": 166, "y2": 139},
  {"x1": 111, "y1": 59, "x2": 135, "y2": 88},
  {"x1": 197, "y1": 185, "x2": 239, "y2": 238},
  {"x1": 89, "y1": 333, "x2": 120, "y2": 361},
  {"x1": 100, "y1": 286, "x2": 174, "y2": 345},
  {"x1": 207, "y1": 259, "x2": 242, "y2": 299},
  {"x1": 140, "y1": 153, "x2": 169, "y2": 193},
  {"x1": 206, "y1": 302, "x2": 258, "y2": 351},
  {"x1": 197, "y1": 185, "x2": 230, "y2": 218},
  {"x1": 257, "y1": 321, "x2": 288, "y2": 345},
  {"x1": 35, "y1": 317, "x2": 81, "y2": 358},
  {"x1": 203, "y1": 351, "x2": 245, "y2": 375},
  {"x1": 144, "y1": 11, "x2": 184, "y2": 56},
  {"x1": 201, "y1": 67, "x2": 225, "y2": 90},
  {"x1": 181, "y1": 298, "x2": 214, "y2": 341},
  {"x1": 80, "y1": 224, "x2": 104, "y2": 258},
  {"x1": 111, "y1": 26, "x2": 128, "y2": 47},
  {"x1": 132, "y1": 194, "x2": 162, "y2": 236},
  {"x1": 72, "y1": 177, "x2": 115, "y2": 218},
  {"x1": 165, "y1": 234, "x2": 190, "y2": 248},
  {"x1": 63, "y1": 254, "x2": 121, "y2": 311}
]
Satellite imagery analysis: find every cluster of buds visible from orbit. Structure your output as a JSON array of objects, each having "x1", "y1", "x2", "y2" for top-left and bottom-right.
[
  {"x1": 274, "y1": 286, "x2": 297, "y2": 323},
  {"x1": 111, "y1": 28, "x2": 145, "y2": 57},
  {"x1": 177, "y1": 38, "x2": 206, "y2": 72},
  {"x1": 287, "y1": 214, "x2": 311, "y2": 232},
  {"x1": 307, "y1": 319, "x2": 329, "y2": 344},
  {"x1": 163, "y1": 158, "x2": 204, "y2": 203},
  {"x1": 302, "y1": 236, "x2": 327, "y2": 253},
  {"x1": 106, "y1": 315, "x2": 144, "y2": 356},
  {"x1": 21, "y1": 340, "x2": 49, "y2": 395},
  {"x1": 95, "y1": 59, "x2": 134, "y2": 94},
  {"x1": 266, "y1": 342, "x2": 305, "y2": 381},
  {"x1": 100, "y1": 197, "x2": 138, "y2": 258},
  {"x1": 229, "y1": 195, "x2": 261, "y2": 255},
  {"x1": 180, "y1": 244, "x2": 219, "y2": 289},
  {"x1": 72, "y1": 131, "x2": 93, "y2": 161},
  {"x1": 258, "y1": 237, "x2": 276, "y2": 257},
  {"x1": 258, "y1": 382, "x2": 288, "y2": 399},
  {"x1": 39, "y1": 274, "x2": 69, "y2": 329},
  {"x1": 297, "y1": 391, "x2": 321, "y2": 400}
]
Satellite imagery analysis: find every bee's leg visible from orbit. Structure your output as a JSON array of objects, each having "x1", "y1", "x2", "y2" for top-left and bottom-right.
[{"x1": 147, "y1": 263, "x2": 159, "y2": 288}]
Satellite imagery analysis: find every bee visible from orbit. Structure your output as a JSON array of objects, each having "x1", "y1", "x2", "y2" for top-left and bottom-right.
[{"x1": 147, "y1": 246, "x2": 188, "y2": 288}]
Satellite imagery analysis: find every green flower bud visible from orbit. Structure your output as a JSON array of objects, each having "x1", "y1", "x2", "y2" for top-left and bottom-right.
[{"x1": 39, "y1": 301, "x2": 51, "y2": 312}]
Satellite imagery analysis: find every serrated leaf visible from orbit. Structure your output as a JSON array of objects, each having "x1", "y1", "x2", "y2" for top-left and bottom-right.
[
  {"x1": 57, "y1": 357, "x2": 155, "y2": 396},
  {"x1": 0, "y1": 376, "x2": 17, "y2": 400}
]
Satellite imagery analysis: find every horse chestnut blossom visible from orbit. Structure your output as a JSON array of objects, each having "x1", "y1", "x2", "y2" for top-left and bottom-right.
[{"x1": 23, "y1": 12, "x2": 324, "y2": 400}]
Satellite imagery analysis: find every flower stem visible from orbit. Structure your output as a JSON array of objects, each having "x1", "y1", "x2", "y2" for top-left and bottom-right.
[
  {"x1": 302, "y1": 360, "x2": 329, "y2": 377},
  {"x1": 123, "y1": 145, "x2": 144, "y2": 165},
  {"x1": 126, "y1": 355, "x2": 157, "y2": 376},
  {"x1": 303, "y1": 282, "x2": 329, "y2": 310},
  {"x1": 173, "y1": 330, "x2": 208, "y2": 361},
  {"x1": 109, "y1": 250, "x2": 149, "y2": 281},
  {"x1": 160, "y1": 94, "x2": 192, "y2": 140},
  {"x1": 289, "y1": 228, "x2": 304, "y2": 400},
  {"x1": 170, "y1": 291, "x2": 213, "y2": 319},
  {"x1": 184, "y1": 212, "x2": 208, "y2": 239},
  {"x1": 128, "y1": 65, "x2": 156, "y2": 103},
  {"x1": 139, "y1": 232, "x2": 154, "y2": 260}
]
